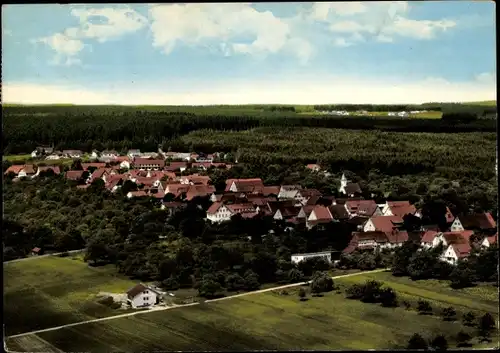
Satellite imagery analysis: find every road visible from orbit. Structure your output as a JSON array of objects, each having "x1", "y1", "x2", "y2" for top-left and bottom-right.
[
  {"x1": 6, "y1": 268, "x2": 388, "y2": 339},
  {"x1": 4, "y1": 249, "x2": 85, "y2": 264}
]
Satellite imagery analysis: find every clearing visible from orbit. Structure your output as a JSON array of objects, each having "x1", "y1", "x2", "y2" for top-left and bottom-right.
[
  {"x1": 7, "y1": 271, "x2": 498, "y2": 352},
  {"x1": 3, "y1": 256, "x2": 139, "y2": 336}
]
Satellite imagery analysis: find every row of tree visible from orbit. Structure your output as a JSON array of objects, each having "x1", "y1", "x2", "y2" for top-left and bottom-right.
[{"x1": 3, "y1": 107, "x2": 496, "y2": 154}]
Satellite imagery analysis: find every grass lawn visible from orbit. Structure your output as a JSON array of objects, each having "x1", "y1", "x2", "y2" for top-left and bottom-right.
[
  {"x1": 3, "y1": 154, "x2": 33, "y2": 162},
  {"x1": 3, "y1": 256, "x2": 139, "y2": 336},
  {"x1": 7, "y1": 271, "x2": 498, "y2": 352}
]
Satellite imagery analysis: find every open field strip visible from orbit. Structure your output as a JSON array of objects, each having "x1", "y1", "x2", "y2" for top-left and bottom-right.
[
  {"x1": 6, "y1": 268, "x2": 387, "y2": 340},
  {"x1": 7, "y1": 267, "x2": 498, "y2": 352},
  {"x1": 4, "y1": 249, "x2": 85, "y2": 263}
]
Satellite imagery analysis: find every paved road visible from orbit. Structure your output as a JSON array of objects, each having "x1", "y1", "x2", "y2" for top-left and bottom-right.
[
  {"x1": 6, "y1": 268, "x2": 388, "y2": 339},
  {"x1": 4, "y1": 249, "x2": 85, "y2": 264}
]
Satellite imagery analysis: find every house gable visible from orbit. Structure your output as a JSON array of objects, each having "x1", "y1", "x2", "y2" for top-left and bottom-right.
[{"x1": 450, "y1": 218, "x2": 464, "y2": 232}]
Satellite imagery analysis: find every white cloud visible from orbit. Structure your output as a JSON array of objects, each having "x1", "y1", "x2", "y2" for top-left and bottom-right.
[
  {"x1": 333, "y1": 38, "x2": 352, "y2": 47},
  {"x1": 3, "y1": 76, "x2": 495, "y2": 105},
  {"x1": 148, "y1": 3, "x2": 311, "y2": 62},
  {"x1": 70, "y1": 7, "x2": 148, "y2": 42},
  {"x1": 320, "y1": 2, "x2": 455, "y2": 46},
  {"x1": 34, "y1": 6, "x2": 148, "y2": 65},
  {"x1": 475, "y1": 72, "x2": 496, "y2": 84},
  {"x1": 310, "y1": 2, "x2": 367, "y2": 21}
]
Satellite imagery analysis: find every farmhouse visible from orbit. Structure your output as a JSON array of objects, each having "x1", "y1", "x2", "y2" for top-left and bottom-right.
[
  {"x1": 381, "y1": 201, "x2": 417, "y2": 217},
  {"x1": 344, "y1": 230, "x2": 409, "y2": 253},
  {"x1": 306, "y1": 164, "x2": 321, "y2": 172},
  {"x1": 126, "y1": 283, "x2": 161, "y2": 308},
  {"x1": 18, "y1": 165, "x2": 35, "y2": 178},
  {"x1": 306, "y1": 205, "x2": 333, "y2": 229},
  {"x1": 35, "y1": 166, "x2": 61, "y2": 176},
  {"x1": 133, "y1": 158, "x2": 165, "y2": 171},
  {"x1": 277, "y1": 185, "x2": 302, "y2": 199},
  {"x1": 363, "y1": 215, "x2": 404, "y2": 233},
  {"x1": 450, "y1": 213, "x2": 496, "y2": 233},
  {"x1": 345, "y1": 200, "x2": 381, "y2": 218},
  {"x1": 4, "y1": 165, "x2": 25, "y2": 176},
  {"x1": 291, "y1": 251, "x2": 336, "y2": 264},
  {"x1": 481, "y1": 233, "x2": 498, "y2": 248},
  {"x1": 62, "y1": 150, "x2": 83, "y2": 158},
  {"x1": 225, "y1": 178, "x2": 264, "y2": 193},
  {"x1": 206, "y1": 202, "x2": 257, "y2": 223}
]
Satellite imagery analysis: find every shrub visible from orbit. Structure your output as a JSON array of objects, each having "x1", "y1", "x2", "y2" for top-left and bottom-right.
[
  {"x1": 360, "y1": 280, "x2": 383, "y2": 303},
  {"x1": 379, "y1": 287, "x2": 398, "y2": 307},
  {"x1": 441, "y1": 307, "x2": 456, "y2": 321},
  {"x1": 417, "y1": 300, "x2": 432, "y2": 315},
  {"x1": 478, "y1": 313, "x2": 496, "y2": 339},
  {"x1": 462, "y1": 312, "x2": 476, "y2": 326},
  {"x1": 288, "y1": 268, "x2": 304, "y2": 283},
  {"x1": 310, "y1": 271, "x2": 334, "y2": 295},
  {"x1": 429, "y1": 334, "x2": 448, "y2": 351},
  {"x1": 407, "y1": 333, "x2": 428, "y2": 349},
  {"x1": 97, "y1": 295, "x2": 114, "y2": 307},
  {"x1": 298, "y1": 288, "x2": 307, "y2": 301},
  {"x1": 345, "y1": 284, "x2": 364, "y2": 300},
  {"x1": 402, "y1": 300, "x2": 412, "y2": 310},
  {"x1": 456, "y1": 331, "x2": 472, "y2": 347}
]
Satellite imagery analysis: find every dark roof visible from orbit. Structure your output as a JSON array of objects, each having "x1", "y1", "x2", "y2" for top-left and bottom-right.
[
  {"x1": 126, "y1": 283, "x2": 148, "y2": 299},
  {"x1": 344, "y1": 182, "x2": 362, "y2": 195},
  {"x1": 328, "y1": 205, "x2": 349, "y2": 220},
  {"x1": 459, "y1": 213, "x2": 496, "y2": 230}
]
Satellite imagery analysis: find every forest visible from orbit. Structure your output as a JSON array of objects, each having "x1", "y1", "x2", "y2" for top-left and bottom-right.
[{"x1": 2, "y1": 105, "x2": 496, "y2": 154}]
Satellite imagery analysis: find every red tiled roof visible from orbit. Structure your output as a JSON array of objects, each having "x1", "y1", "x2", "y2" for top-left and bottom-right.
[
  {"x1": 37, "y1": 166, "x2": 61, "y2": 175},
  {"x1": 128, "y1": 191, "x2": 148, "y2": 197},
  {"x1": 65, "y1": 170, "x2": 84, "y2": 180},
  {"x1": 126, "y1": 283, "x2": 148, "y2": 299},
  {"x1": 306, "y1": 164, "x2": 321, "y2": 170},
  {"x1": 91, "y1": 168, "x2": 108, "y2": 179},
  {"x1": 369, "y1": 215, "x2": 404, "y2": 233},
  {"x1": 115, "y1": 156, "x2": 130, "y2": 162},
  {"x1": 165, "y1": 184, "x2": 190, "y2": 197},
  {"x1": 386, "y1": 201, "x2": 417, "y2": 217},
  {"x1": 346, "y1": 200, "x2": 379, "y2": 217},
  {"x1": 299, "y1": 189, "x2": 322, "y2": 198},
  {"x1": 191, "y1": 162, "x2": 212, "y2": 169},
  {"x1": 226, "y1": 203, "x2": 256, "y2": 214},
  {"x1": 207, "y1": 202, "x2": 223, "y2": 214},
  {"x1": 442, "y1": 230, "x2": 474, "y2": 245},
  {"x1": 4, "y1": 165, "x2": 25, "y2": 175},
  {"x1": 451, "y1": 242, "x2": 472, "y2": 259},
  {"x1": 352, "y1": 231, "x2": 389, "y2": 243},
  {"x1": 225, "y1": 178, "x2": 264, "y2": 192},
  {"x1": 310, "y1": 205, "x2": 332, "y2": 221},
  {"x1": 344, "y1": 182, "x2": 362, "y2": 195},
  {"x1": 261, "y1": 186, "x2": 281, "y2": 196},
  {"x1": 185, "y1": 185, "x2": 216, "y2": 200},
  {"x1": 485, "y1": 233, "x2": 498, "y2": 245},
  {"x1": 445, "y1": 207, "x2": 455, "y2": 223},
  {"x1": 32, "y1": 247, "x2": 41, "y2": 252},
  {"x1": 165, "y1": 162, "x2": 187, "y2": 171},
  {"x1": 133, "y1": 158, "x2": 165, "y2": 168},
  {"x1": 459, "y1": 213, "x2": 497, "y2": 230},
  {"x1": 181, "y1": 174, "x2": 211, "y2": 185},
  {"x1": 385, "y1": 230, "x2": 409, "y2": 244},
  {"x1": 135, "y1": 177, "x2": 156, "y2": 186},
  {"x1": 421, "y1": 230, "x2": 439, "y2": 244},
  {"x1": 82, "y1": 163, "x2": 106, "y2": 171},
  {"x1": 21, "y1": 165, "x2": 35, "y2": 174}
]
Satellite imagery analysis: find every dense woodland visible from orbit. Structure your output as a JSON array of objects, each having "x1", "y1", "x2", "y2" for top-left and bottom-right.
[{"x1": 2, "y1": 105, "x2": 496, "y2": 154}]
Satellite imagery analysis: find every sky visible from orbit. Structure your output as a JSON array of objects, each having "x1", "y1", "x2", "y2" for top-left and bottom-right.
[{"x1": 2, "y1": 2, "x2": 497, "y2": 105}]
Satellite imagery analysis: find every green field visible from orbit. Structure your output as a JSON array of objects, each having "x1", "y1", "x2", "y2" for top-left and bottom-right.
[
  {"x1": 463, "y1": 100, "x2": 496, "y2": 106},
  {"x1": 6, "y1": 270, "x2": 498, "y2": 352},
  {"x1": 3, "y1": 256, "x2": 140, "y2": 336},
  {"x1": 3, "y1": 154, "x2": 33, "y2": 162}
]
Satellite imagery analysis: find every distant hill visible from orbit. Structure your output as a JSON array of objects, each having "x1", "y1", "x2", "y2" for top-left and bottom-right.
[{"x1": 461, "y1": 100, "x2": 496, "y2": 106}]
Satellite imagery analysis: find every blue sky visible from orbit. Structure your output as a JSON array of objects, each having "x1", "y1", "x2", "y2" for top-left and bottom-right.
[{"x1": 2, "y1": 2, "x2": 496, "y2": 104}]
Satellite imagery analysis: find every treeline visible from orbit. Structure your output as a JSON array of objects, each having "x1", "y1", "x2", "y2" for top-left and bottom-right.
[
  {"x1": 2, "y1": 108, "x2": 496, "y2": 154},
  {"x1": 179, "y1": 128, "x2": 497, "y2": 181}
]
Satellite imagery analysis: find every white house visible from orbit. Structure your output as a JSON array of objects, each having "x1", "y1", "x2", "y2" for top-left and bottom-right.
[
  {"x1": 440, "y1": 243, "x2": 471, "y2": 265},
  {"x1": 450, "y1": 218, "x2": 464, "y2": 232},
  {"x1": 277, "y1": 185, "x2": 302, "y2": 199},
  {"x1": 120, "y1": 160, "x2": 131, "y2": 169},
  {"x1": 126, "y1": 283, "x2": 161, "y2": 308},
  {"x1": 128, "y1": 149, "x2": 142, "y2": 159},
  {"x1": 481, "y1": 234, "x2": 498, "y2": 248},
  {"x1": 90, "y1": 150, "x2": 100, "y2": 159},
  {"x1": 291, "y1": 251, "x2": 333, "y2": 264},
  {"x1": 101, "y1": 150, "x2": 119, "y2": 159},
  {"x1": 206, "y1": 203, "x2": 233, "y2": 223}
]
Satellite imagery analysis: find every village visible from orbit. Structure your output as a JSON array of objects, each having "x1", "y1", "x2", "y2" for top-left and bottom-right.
[{"x1": 6, "y1": 147, "x2": 497, "y2": 290}]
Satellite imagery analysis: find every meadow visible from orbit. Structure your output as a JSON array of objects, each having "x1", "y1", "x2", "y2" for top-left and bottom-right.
[
  {"x1": 6, "y1": 271, "x2": 498, "y2": 352},
  {"x1": 3, "y1": 256, "x2": 139, "y2": 336}
]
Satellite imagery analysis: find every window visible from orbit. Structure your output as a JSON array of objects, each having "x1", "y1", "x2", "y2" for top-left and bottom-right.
[{"x1": 143, "y1": 296, "x2": 149, "y2": 301}]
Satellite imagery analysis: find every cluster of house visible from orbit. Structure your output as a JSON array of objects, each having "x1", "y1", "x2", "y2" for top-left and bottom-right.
[
  {"x1": 6, "y1": 150, "x2": 497, "y2": 267},
  {"x1": 316, "y1": 110, "x2": 427, "y2": 117}
]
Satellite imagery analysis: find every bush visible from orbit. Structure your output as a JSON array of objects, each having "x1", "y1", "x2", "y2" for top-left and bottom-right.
[
  {"x1": 379, "y1": 287, "x2": 398, "y2": 307},
  {"x1": 225, "y1": 273, "x2": 245, "y2": 292},
  {"x1": 97, "y1": 295, "x2": 114, "y2": 307},
  {"x1": 161, "y1": 277, "x2": 180, "y2": 291},
  {"x1": 462, "y1": 312, "x2": 476, "y2": 327},
  {"x1": 402, "y1": 300, "x2": 412, "y2": 310},
  {"x1": 298, "y1": 288, "x2": 307, "y2": 301},
  {"x1": 441, "y1": 306, "x2": 456, "y2": 321},
  {"x1": 360, "y1": 280, "x2": 383, "y2": 303},
  {"x1": 345, "y1": 284, "x2": 364, "y2": 300},
  {"x1": 310, "y1": 271, "x2": 334, "y2": 295},
  {"x1": 288, "y1": 268, "x2": 304, "y2": 283},
  {"x1": 478, "y1": 312, "x2": 496, "y2": 339},
  {"x1": 407, "y1": 333, "x2": 428, "y2": 350},
  {"x1": 417, "y1": 300, "x2": 432, "y2": 315},
  {"x1": 456, "y1": 331, "x2": 472, "y2": 347},
  {"x1": 429, "y1": 334, "x2": 448, "y2": 351}
]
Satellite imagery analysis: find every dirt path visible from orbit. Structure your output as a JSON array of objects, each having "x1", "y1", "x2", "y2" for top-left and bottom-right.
[
  {"x1": 6, "y1": 268, "x2": 389, "y2": 339},
  {"x1": 4, "y1": 249, "x2": 85, "y2": 264}
]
